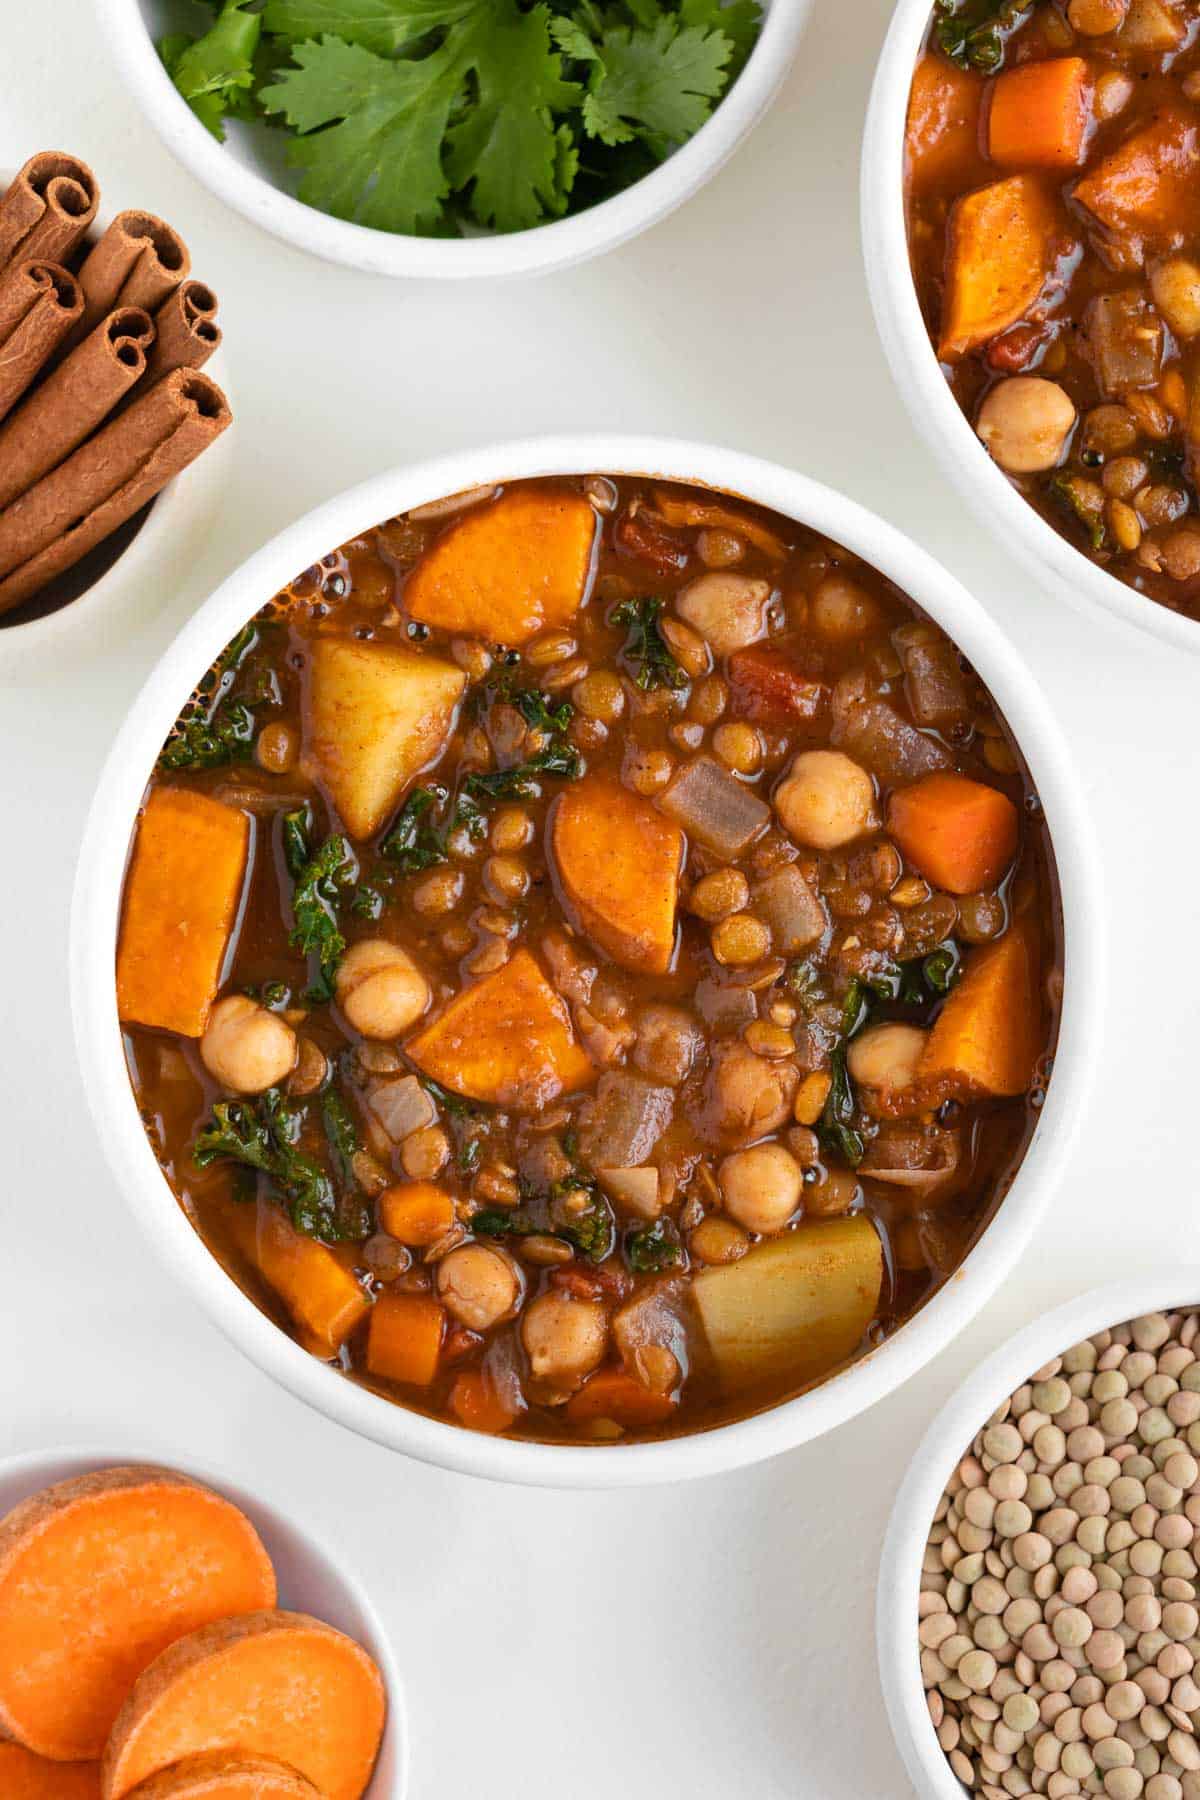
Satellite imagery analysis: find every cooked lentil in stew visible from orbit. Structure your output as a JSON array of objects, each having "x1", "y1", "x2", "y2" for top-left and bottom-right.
[
  {"x1": 906, "y1": 0, "x2": 1200, "y2": 616},
  {"x1": 117, "y1": 475, "x2": 1062, "y2": 1442}
]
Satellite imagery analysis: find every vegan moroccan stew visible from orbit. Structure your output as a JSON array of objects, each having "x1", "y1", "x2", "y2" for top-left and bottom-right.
[
  {"x1": 906, "y1": 0, "x2": 1200, "y2": 616},
  {"x1": 117, "y1": 475, "x2": 1061, "y2": 1442}
]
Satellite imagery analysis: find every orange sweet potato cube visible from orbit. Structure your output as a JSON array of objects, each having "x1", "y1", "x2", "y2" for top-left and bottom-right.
[
  {"x1": 366, "y1": 1293, "x2": 445, "y2": 1387},
  {"x1": 939, "y1": 175, "x2": 1059, "y2": 360},
  {"x1": 1073, "y1": 106, "x2": 1200, "y2": 254},
  {"x1": 550, "y1": 776, "x2": 684, "y2": 975},
  {"x1": 906, "y1": 51, "x2": 986, "y2": 193},
  {"x1": 919, "y1": 917, "x2": 1042, "y2": 1097}
]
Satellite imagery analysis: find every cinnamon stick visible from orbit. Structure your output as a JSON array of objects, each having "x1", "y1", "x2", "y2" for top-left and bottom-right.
[
  {"x1": 143, "y1": 280, "x2": 221, "y2": 385},
  {"x1": 0, "y1": 261, "x2": 82, "y2": 423},
  {"x1": 0, "y1": 153, "x2": 98, "y2": 275},
  {"x1": 0, "y1": 307, "x2": 154, "y2": 513},
  {"x1": 67, "y1": 211, "x2": 190, "y2": 349},
  {"x1": 0, "y1": 369, "x2": 231, "y2": 615}
]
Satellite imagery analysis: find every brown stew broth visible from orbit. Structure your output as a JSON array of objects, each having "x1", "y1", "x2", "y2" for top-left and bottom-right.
[
  {"x1": 121, "y1": 475, "x2": 1061, "y2": 1442},
  {"x1": 906, "y1": 2, "x2": 1200, "y2": 616}
]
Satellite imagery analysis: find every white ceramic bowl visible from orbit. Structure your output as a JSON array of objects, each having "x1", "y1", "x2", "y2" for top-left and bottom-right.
[
  {"x1": 861, "y1": 2, "x2": 1200, "y2": 655},
  {"x1": 877, "y1": 1274, "x2": 1200, "y2": 1799},
  {"x1": 0, "y1": 1442, "x2": 406, "y2": 1796},
  {"x1": 105, "y1": 0, "x2": 810, "y2": 281},
  {"x1": 70, "y1": 432, "x2": 1104, "y2": 1489}
]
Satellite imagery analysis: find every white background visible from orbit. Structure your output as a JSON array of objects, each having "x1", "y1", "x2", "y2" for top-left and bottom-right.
[{"x1": 1, "y1": 4, "x2": 1191, "y2": 1797}]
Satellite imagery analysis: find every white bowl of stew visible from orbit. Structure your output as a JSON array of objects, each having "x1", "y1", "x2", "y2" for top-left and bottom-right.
[
  {"x1": 877, "y1": 1273, "x2": 1200, "y2": 1800},
  {"x1": 105, "y1": 0, "x2": 810, "y2": 281},
  {"x1": 862, "y1": 0, "x2": 1200, "y2": 652},
  {"x1": 71, "y1": 435, "x2": 1101, "y2": 1487}
]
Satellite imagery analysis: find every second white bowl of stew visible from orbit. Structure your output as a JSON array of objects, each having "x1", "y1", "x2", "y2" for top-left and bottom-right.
[
  {"x1": 71, "y1": 438, "x2": 1100, "y2": 1486},
  {"x1": 863, "y1": 0, "x2": 1200, "y2": 650}
]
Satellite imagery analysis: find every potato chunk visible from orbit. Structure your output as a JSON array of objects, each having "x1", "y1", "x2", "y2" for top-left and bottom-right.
[
  {"x1": 306, "y1": 637, "x2": 464, "y2": 841},
  {"x1": 404, "y1": 488, "x2": 597, "y2": 646},
  {"x1": 692, "y1": 1216, "x2": 883, "y2": 1392},
  {"x1": 550, "y1": 775, "x2": 683, "y2": 974},
  {"x1": 406, "y1": 947, "x2": 594, "y2": 1108}
]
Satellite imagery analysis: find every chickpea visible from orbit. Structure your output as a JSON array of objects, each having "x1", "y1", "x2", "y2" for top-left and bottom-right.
[
  {"x1": 811, "y1": 574, "x2": 880, "y2": 640},
  {"x1": 702, "y1": 1042, "x2": 798, "y2": 1146},
  {"x1": 689, "y1": 1215, "x2": 750, "y2": 1265},
  {"x1": 336, "y1": 939, "x2": 430, "y2": 1039},
  {"x1": 697, "y1": 528, "x2": 745, "y2": 568},
  {"x1": 719, "y1": 1143, "x2": 803, "y2": 1235},
  {"x1": 675, "y1": 572, "x2": 770, "y2": 655},
  {"x1": 200, "y1": 995, "x2": 297, "y2": 1094},
  {"x1": 521, "y1": 1292, "x2": 608, "y2": 1387},
  {"x1": 1067, "y1": 0, "x2": 1128, "y2": 33},
  {"x1": 411, "y1": 868, "x2": 464, "y2": 916},
  {"x1": 436, "y1": 1244, "x2": 520, "y2": 1332},
  {"x1": 845, "y1": 1021, "x2": 928, "y2": 1090},
  {"x1": 976, "y1": 378, "x2": 1076, "y2": 475},
  {"x1": 774, "y1": 749, "x2": 877, "y2": 851},
  {"x1": 633, "y1": 1003, "x2": 704, "y2": 1086},
  {"x1": 1150, "y1": 256, "x2": 1200, "y2": 340}
]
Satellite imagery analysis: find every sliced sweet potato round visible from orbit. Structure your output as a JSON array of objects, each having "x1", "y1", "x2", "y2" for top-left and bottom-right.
[
  {"x1": 0, "y1": 1743, "x2": 101, "y2": 1798},
  {"x1": 123, "y1": 1751, "x2": 321, "y2": 1798},
  {"x1": 549, "y1": 775, "x2": 683, "y2": 974},
  {"x1": 404, "y1": 487, "x2": 597, "y2": 645},
  {"x1": 101, "y1": 1611, "x2": 386, "y2": 1800},
  {"x1": 0, "y1": 1467, "x2": 277, "y2": 1762},
  {"x1": 405, "y1": 946, "x2": 594, "y2": 1108}
]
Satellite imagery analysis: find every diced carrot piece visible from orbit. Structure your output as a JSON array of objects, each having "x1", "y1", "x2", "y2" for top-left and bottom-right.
[
  {"x1": 906, "y1": 51, "x2": 986, "y2": 193},
  {"x1": 728, "y1": 645, "x2": 827, "y2": 726},
  {"x1": 0, "y1": 1745, "x2": 101, "y2": 1799},
  {"x1": 366, "y1": 1293, "x2": 445, "y2": 1387},
  {"x1": 887, "y1": 772, "x2": 1019, "y2": 895},
  {"x1": 1073, "y1": 106, "x2": 1200, "y2": 252},
  {"x1": 939, "y1": 175, "x2": 1059, "y2": 360},
  {"x1": 406, "y1": 947, "x2": 594, "y2": 1108},
  {"x1": 549, "y1": 775, "x2": 683, "y2": 975},
  {"x1": 404, "y1": 488, "x2": 597, "y2": 646},
  {"x1": 987, "y1": 57, "x2": 1092, "y2": 170},
  {"x1": 101, "y1": 1610, "x2": 386, "y2": 1800},
  {"x1": 116, "y1": 788, "x2": 250, "y2": 1037},
  {"x1": 234, "y1": 1206, "x2": 371, "y2": 1361},
  {"x1": 650, "y1": 487, "x2": 789, "y2": 560},
  {"x1": 377, "y1": 1181, "x2": 455, "y2": 1247},
  {"x1": 449, "y1": 1368, "x2": 520, "y2": 1435},
  {"x1": 919, "y1": 916, "x2": 1042, "y2": 1097},
  {"x1": 0, "y1": 1468, "x2": 275, "y2": 1762},
  {"x1": 565, "y1": 1368, "x2": 679, "y2": 1429},
  {"x1": 117, "y1": 1752, "x2": 320, "y2": 1798}
]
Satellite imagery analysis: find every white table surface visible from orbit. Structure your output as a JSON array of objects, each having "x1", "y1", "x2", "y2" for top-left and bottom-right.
[{"x1": 3, "y1": 5, "x2": 1191, "y2": 1797}]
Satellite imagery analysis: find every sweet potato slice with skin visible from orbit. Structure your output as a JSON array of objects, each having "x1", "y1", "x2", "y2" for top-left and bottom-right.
[
  {"x1": 887, "y1": 772, "x2": 1019, "y2": 896},
  {"x1": 306, "y1": 637, "x2": 464, "y2": 841},
  {"x1": 123, "y1": 1753, "x2": 320, "y2": 1799},
  {"x1": 117, "y1": 788, "x2": 250, "y2": 1038},
  {"x1": 939, "y1": 175, "x2": 1059, "y2": 361},
  {"x1": 988, "y1": 57, "x2": 1092, "y2": 171},
  {"x1": 0, "y1": 1745, "x2": 101, "y2": 1799},
  {"x1": 101, "y1": 1610, "x2": 386, "y2": 1800},
  {"x1": 229, "y1": 1205, "x2": 370, "y2": 1361},
  {"x1": 550, "y1": 775, "x2": 684, "y2": 975},
  {"x1": 906, "y1": 51, "x2": 986, "y2": 194},
  {"x1": 406, "y1": 947, "x2": 594, "y2": 1108},
  {"x1": 404, "y1": 487, "x2": 597, "y2": 646},
  {"x1": 919, "y1": 915, "x2": 1041, "y2": 1097},
  {"x1": 1073, "y1": 107, "x2": 1200, "y2": 255},
  {"x1": 0, "y1": 1468, "x2": 276, "y2": 1762}
]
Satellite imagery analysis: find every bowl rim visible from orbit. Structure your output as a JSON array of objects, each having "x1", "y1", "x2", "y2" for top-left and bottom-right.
[
  {"x1": 69, "y1": 431, "x2": 1105, "y2": 1489},
  {"x1": 103, "y1": 0, "x2": 811, "y2": 281},
  {"x1": 876, "y1": 1272, "x2": 1200, "y2": 1800},
  {"x1": 0, "y1": 1439, "x2": 407, "y2": 1796},
  {"x1": 859, "y1": 0, "x2": 1200, "y2": 656}
]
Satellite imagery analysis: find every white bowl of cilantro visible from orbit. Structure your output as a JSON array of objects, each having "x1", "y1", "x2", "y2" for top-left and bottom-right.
[{"x1": 106, "y1": 0, "x2": 809, "y2": 278}]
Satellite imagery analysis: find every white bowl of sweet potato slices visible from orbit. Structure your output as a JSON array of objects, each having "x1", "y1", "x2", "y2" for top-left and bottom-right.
[
  {"x1": 0, "y1": 1449, "x2": 404, "y2": 1798},
  {"x1": 71, "y1": 435, "x2": 1104, "y2": 1488}
]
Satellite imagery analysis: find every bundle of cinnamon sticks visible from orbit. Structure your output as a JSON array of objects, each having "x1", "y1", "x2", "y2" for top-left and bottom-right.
[{"x1": 0, "y1": 151, "x2": 232, "y2": 621}]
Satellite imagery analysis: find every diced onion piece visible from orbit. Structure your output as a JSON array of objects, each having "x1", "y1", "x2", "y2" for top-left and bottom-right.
[
  {"x1": 658, "y1": 755, "x2": 771, "y2": 857},
  {"x1": 578, "y1": 1073, "x2": 674, "y2": 1170},
  {"x1": 597, "y1": 1166, "x2": 662, "y2": 1220},
  {"x1": 830, "y1": 672, "x2": 951, "y2": 782},
  {"x1": 366, "y1": 1074, "x2": 436, "y2": 1142},
  {"x1": 753, "y1": 863, "x2": 827, "y2": 954}
]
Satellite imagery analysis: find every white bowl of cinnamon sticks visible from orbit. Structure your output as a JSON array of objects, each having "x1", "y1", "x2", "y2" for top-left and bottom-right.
[{"x1": 0, "y1": 152, "x2": 233, "y2": 660}]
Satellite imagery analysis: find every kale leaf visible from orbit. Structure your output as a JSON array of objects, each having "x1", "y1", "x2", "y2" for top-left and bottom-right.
[
  {"x1": 283, "y1": 806, "x2": 358, "y2": 1002},
  {"x1": 933, "y1": 0, "x2": 1033, "y2": 73},
  {"x1": 194, "y1": 1088, "x2": 346, "y2": 1240},
  {"x1": 379, "y1": 784, "x2": 450, "y2": 873},
  {"x1": 611, "y1": 596, "x2": 687, "y2": 691},
  {"x1": 1048, "y1": 473, "x2": 1107, "y2": 554},
  {"x1": 158, "y1": 623, "x2": 266, "y2": 772},
  {"x1": 626, "y1": 1217, "x2": 682, "y2": 1273}
]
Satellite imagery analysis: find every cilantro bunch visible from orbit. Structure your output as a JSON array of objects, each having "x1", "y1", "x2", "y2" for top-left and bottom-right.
[{"x1": 159, "y1": 0, "x2": 762, "y2": 237}]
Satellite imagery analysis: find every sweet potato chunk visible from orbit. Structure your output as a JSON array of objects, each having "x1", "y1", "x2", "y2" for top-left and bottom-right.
[
  {"x1": 939, "y1": 175, "x2": 1059, "y2": 360},
  {"x1": 565, "y1": 1368, "x2": 679, "y2": 1428},
  {"x1": 101, "y1": 1611, "x2": 386, "y2": 1800},
  {"x1": 0, "y1": 1745, "x2": 101, "y2": 1798},
  {"x1": 117, "y1": 788, "x2": 250, "y2": 1038},
  {"x1": 550, "y1": 776, "x2": 683, "y2": 975},
  {"x1": 366, "y1": 1293, "x2": 445, "y2": 1387},
  {"x1": 919, "y1": 916, "x2": 1042, "y2": 1097},
  {"x1": 377, "y1": 1181, "x2": 455, "y2": 1247},
  {"x1": 406, "y1": 947, "x2": 594, "y2": 1108},
  {"x1": 906, "y1": 51, "x2": 986, "y2": 193},
  {"x1": 121, "y1": 1753, "x2": 321, "y2": 1798},
  {"x1": 404, "y1": 488, "x2": 597, "y2": 646},
  {"x1": 1073, "y1": 107, "x2": 1200, "y2": 255},
  {"x1": 988, "y1": 58, "x2": 1092, "y2": 171},
  {"x1": 0, "y1": 1468, "x2": 275, "y2": 1761},
  {"x1": 887, "y1": 772, "x2": 1019, "y2": 895},
  {"x1": 233, "y1": 1206, "x2": 371, "y2": 1360},
  {"x1": 449, "y1": 1367, "x2": 521, "y2": 1435},
  {"x1": 306, "y1": 637, "x2": 464, "y2": 841}
]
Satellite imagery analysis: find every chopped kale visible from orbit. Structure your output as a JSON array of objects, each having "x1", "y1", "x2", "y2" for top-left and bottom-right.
[
  {"x1": 512, "y1": 686, "x2": 574, "y2": 736},
  {"x1": 611, "y1": 596, "x2": 687, "y2": 691},
  {"x1": 818, "y1": 1045, "x2": 865, "y2": 1169},
  {"x1": 158, "y1": 622, "x2": 270, "y2": 771},
  {"x1": 419, "y1": 1076, "x2": 479, "y2": 1119},
  {"x1": 559, "y1": 1192, "x2": 615, "y2": 1262},
  {"x1": 1047, "y1": 473, "x2": 1107, "y2": 553},
  {"x1": 933, "y1": 0, "x2": 1033, "y2": 72},
  {"x1": 194, "y1": 1087, "x2": 347, "y2": 1241},
  {"x1": 379, "y1": 784, "x2": 450, "y2": 873},
  {"x1": 626, "y1": 1218, "x2": 682, "y2": 1274},
  {"x1": 282, "y1": 806, "x2": 358, "y2": 1003}
]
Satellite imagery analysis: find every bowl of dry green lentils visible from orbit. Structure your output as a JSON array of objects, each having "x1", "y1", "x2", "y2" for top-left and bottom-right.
[{"x1": 878, "y1": 1276, "x2": 1200, "y2": 1800}]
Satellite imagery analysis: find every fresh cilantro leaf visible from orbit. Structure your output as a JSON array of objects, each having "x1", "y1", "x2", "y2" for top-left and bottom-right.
[
  {"x1": 264, "y1": 0, "x2": 476, "y2": 54},
  {"x1": 161, "y1": 0, "x2": 262, "y2": 139},
  {"x1": 679, "y1": 0, "x2": 761, "y2": 71},
  {"x1": 580, "y1": 15, "x2": 731, "y2": 149}
]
